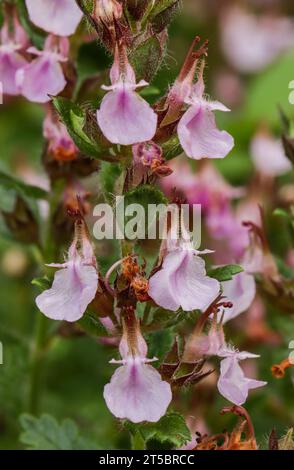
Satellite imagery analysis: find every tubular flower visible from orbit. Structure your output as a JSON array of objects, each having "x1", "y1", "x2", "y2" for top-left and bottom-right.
[
  {"x1": 220, "y1": 271, "x2": 256, "y2": 323},
  {"x1": 43, "y1": 107, "x2": 78, "y2": 161},
  {"x1": 93, "y1": 0, "x2": 123, "y2": 25},
  {"x1": 271, "y1": 358, "x2": 294, "y2": 379},
  {"x1": 36, "y1": 219, "x2": 98, "y2": 322},
  {"x1": 97, "y1": 44, "x2": 158, "y2": 145},
  {"x1": 251, "y1": 131, "x2": 292, "y2": 177},
  {"x1": 148, "y1": 241, "x2": 220, "y2": 312},
  {"x1": 177, "y1": 71, "x2": 234, "y2": 160},
  {"x1": 0, "y1": 14, "x2": 29, "y2": 96},
  {"x1": 104, "y1": 312, "x2": 172, "y2": 423},
  {"x1": 217, "y1": 350, "x2": 267, "y2": 406},
  {"x1": 192, "y1": 324, "x2": 267, "y2": 406},
  {"x1": 25, "y1": 0, "x2": 83, "y2": 37},
  {"x1": 16, "y1": 35, "x2": 68, "y2": 103}
]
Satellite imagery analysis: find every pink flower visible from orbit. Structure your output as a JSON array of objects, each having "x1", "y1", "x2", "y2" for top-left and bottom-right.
[
  {"x1": 16, "y1": 35, "x2": 67, "y2": 103},
  {"x1": 148, "y1": 243, "x2": 220, "y2": 312},
  {"x1": 221, "y1": 271, "x2": 256, "y2": 323},
  {"x1": 177, "y1": 74, "x2": 234, "y2": 160},
  {"x1": 104, "y1": 315, "x2": 172, "y2": 423},
  {"x1": 192, "y1": 324, "x2": 266, "y2": 405},
  {"x1": 36, "y1": 220, "x2": 98, "y2": 322},
  {"x1": 161, "y1": 160, "x2": 243, "y2": 208},
  {"x1": 0, "y1": 15, "x2": 29, "y2": 96},
  {"x1": 43, "y1": 107, "x2": 78, "y2": 161},
  {"x1": 192, "y1": 321, "x2": 225, "y2": 357},
  {"x1": 251, "y1": 131, "x2": 292, "y2": 177},
  {"x1": 25, "y1": 0, "x2": 83, "y2": 37},
  {"x1": 97, "y1": 45, "x2": 157, "y2": 145},
  {"x1": 221, "y1": 6, "x2": 294, "y2": 74},
  {"x1": 217, "y1": 351, "x2": 267, "y2": 406}
]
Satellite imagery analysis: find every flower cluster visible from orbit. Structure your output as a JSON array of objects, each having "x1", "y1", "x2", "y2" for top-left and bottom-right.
[{"x1": 3, "y1": 0, "x2": 288, "y2": 439}]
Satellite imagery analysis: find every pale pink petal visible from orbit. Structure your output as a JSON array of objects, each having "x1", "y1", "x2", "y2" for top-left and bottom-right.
[
  {"x1": 0, "y1": 49, "x2": 28, "y2": 95},
  {"x1": 36, "y1": 261, "x2": 98, "y2": 322},
  {"x1": 17, "y1": 55, "x2": 66, "y2": 103},
  {"x1": 25, "y1": 0, "x2": 83, "y2": 37},
  {"x1": 149, "y1": 251, "x2": 184, "y2": 311},
  {"x1": 208, "y1": 100, "x2": 231, "y2": 112},
  {"x1": 178, "y1": 104, "x2": 234, "y2": 160},
  {"x1": 104, "y1": 360, "x2": 172, "y2": 423},
  {"x1": 221, "y1": 271, "x2": 256, "y2": 323},
  {"x1": 217, "y1": 356, "x2": 266, "y2": 405},
  {"x1": 193, "y1": 329, "x2": 225, "y2": 357},
  {"x1": 97, "y1": 88, "x2": 157, "y2": 145},
  {"x1": 251, "y1": 133, "x2": 292, "y2": 177},
  {"x1": 148, "y1": 249, "x2": 220, "y2": 312}
]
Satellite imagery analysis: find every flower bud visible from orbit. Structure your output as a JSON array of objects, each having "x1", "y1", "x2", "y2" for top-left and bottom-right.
[
  {"x1": 132, "y1": 141, "x2": 171, "y2": 177},
  {"x1": 127, "y1": 0, "x2": 151, "y2": 20},
  {"x1": 93, "y1": 0, "x2": 122, "y2": 25},
  {"x1": 43, "y1": 107, "x2": 78, "y2": 162},
  {"x1": 271, "y1": 358, "x2": 293, "y2": 379},
  {"x1": 2, "y1": 197, "x2": 39, "y2": 244}
]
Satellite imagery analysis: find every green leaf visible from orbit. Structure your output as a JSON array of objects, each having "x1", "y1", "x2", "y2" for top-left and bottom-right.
[
  {"x1": 131, "y1": 430, "x2": 146, "y2": 450},
  {"x1": 209, "y1": 264, "x2": 244, "y2": 282},
  {"x1": 162, "y1": 135, "x2": 183, "y2": 160},
  {"x1": 52, "y1": 97, "x2": 114, "y2": 161},
  {"x1": 99, "y1": 161, "x2": 122, "y2": 203},
  {"x1": 19, "y1": 414, "x2": 99, "y2": 450},
  {"x1": 125, "y1": 412, "x2": 191, "y2": 448},
  {"x1": 1, "y1": 196, "x2": 40, "y2": 244},
  {"x1": 151, "y1": 0, "x2": 180, "y2": 33},
  {"x1": 0, "y1": 170, "x2": 47, "y2": 200},
  {"x1": 147, "y1": 308, "x2": 175, "y2": 329},
  {"x1": 0, "y1": 186, "x2": 17, "y2": 212},
  {"x1": 0, "y1": 174, "x2": 42, "y2": 242},
  {"x1": 273, "y1": 208, "x2": 292, "y2": 219},
  {"x1": 150, "y1": 0, "x2": 179, "y2": 17},
  {"x1": 127, "y1": 0, "x2": 151, "y2": 21},
  {"x1": 31, "y1": 276, "x2": 51, "y2": 291},
  {"x1": 78, "y1": 310, "x2": 109, "y2": 337},
  {"x1": 130, "y1": 36, "x2": 163, "y2": 82},
  {"x1": 147, "y1": 328, "x2": 175, "y2": 362},
  {"x1": 124, "y1": 184, "x2": 168, "y2": 205}
]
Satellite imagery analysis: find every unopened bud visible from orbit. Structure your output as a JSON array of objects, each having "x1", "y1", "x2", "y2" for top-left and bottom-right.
[
  {"x1": 127, "y1": 0, "x2": 151, "y2": 20},
  {"x1": 152, "y1": 164, "x2": 173, "y2": 177},
  {"x1": 93, "y1": 0, "x2": 122, "y2": 24}
]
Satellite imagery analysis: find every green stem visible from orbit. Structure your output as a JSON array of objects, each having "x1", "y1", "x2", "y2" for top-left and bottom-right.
[
  {"x1": 28, "y1": 313, "x2": 49, "y2": 414},
  {"x1": 28, "y1": 182, "x2": 64, "y2": 414},
  {"x1": 143, "y1": 303, "x2": 152, "y2": 325}
]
